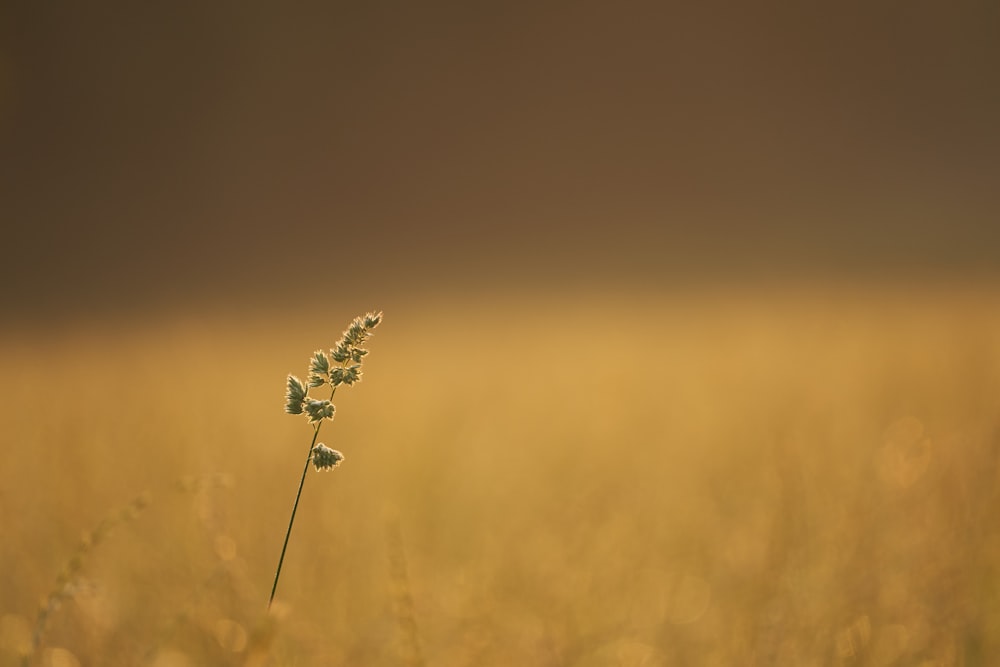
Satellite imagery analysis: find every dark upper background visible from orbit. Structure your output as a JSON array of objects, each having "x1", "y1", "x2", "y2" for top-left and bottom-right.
[{"x1": 2, "y1": 1, "x2": 999, "y2": 325}]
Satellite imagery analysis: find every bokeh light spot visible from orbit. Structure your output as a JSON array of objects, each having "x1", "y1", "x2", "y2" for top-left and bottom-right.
[
  {"x1": 214, "y1": 618, "x2": 248, "y2": 653},
  {"x1": 667, "y1": 573, "x2": 711, "y2": 625},
  {"x1": 41, "y1": 648, "x2": 81, "y2": 667}
]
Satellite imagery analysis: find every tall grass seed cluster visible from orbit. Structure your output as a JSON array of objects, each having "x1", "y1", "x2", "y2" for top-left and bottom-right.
[{"x1": 269, "y1": 311, "x2": 383, "y2": 609}]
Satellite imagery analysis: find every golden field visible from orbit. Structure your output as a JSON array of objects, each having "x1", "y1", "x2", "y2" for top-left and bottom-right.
[{"x1": 2, "y1": 288, "x2": 1000, "y2": 666}]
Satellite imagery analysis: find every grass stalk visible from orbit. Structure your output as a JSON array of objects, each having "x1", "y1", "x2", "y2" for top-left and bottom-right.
[
  {"x1": 268, "y1": 388, "x2": 334, "y2": 609},
  {"x1": 267, "y1": 311, "x2": 382, "y2": 609}
]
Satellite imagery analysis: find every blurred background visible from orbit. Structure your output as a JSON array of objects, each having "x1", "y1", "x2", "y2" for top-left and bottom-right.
[{"x1": 2, "y1": 2, "x2": 1000, "y2": 665}]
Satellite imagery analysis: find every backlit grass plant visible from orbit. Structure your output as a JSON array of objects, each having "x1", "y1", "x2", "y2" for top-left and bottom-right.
[
  {"x1": 268, "y1": 311, "x2": 383, "y2": 609},
  {"x1": 28, "y1": 492, "x2": 151, "y2": 664}
]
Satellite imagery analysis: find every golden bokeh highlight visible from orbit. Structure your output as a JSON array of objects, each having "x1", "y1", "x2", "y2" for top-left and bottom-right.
[
  {"x1": 39, "y1": 648, "x2": 80, "y2": 667},
  {"x1": 213, "y1": 618, "x2": 248, "y2": 653}
]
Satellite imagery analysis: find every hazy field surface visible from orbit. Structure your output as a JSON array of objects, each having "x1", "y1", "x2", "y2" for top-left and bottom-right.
[{"x1": 2, "y1": 289, "x2": 1000, "y2": 666}]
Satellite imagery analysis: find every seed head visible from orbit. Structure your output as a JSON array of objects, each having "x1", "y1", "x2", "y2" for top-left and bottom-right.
[
  {"x1": 308, "y1": 351, "x2": 331, "y2": 387},
  {"x1": 305, "y1": 399, "x2": 335, "y2": 423},
  {"x1": 284, "y1": 311, "x2": 381, "y2": 420},
  {"x1": 330, "y1": 343, "x2": 351, "y2": 363},
  {"x1": 346, "y1": 320, "x2": 366, "y2": 345},
  {"x1": 311, "y1": 444, "x2": 345, "y2": 471},
  {"x1": 342, "y1": 364, "x2": 362, "y2": 386},
  {"x1": 284, "y1": 375, "x2": 307, "y2": 415}
]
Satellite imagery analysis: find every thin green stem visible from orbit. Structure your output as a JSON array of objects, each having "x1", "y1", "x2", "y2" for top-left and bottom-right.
[{"x1": 269, "y1": 384, "x2": 338, "y2": 609}]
